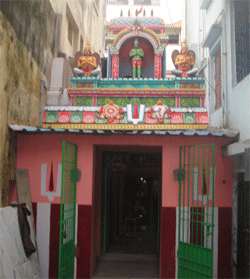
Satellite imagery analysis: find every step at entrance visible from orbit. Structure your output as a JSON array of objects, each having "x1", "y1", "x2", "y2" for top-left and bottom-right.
[{"x1": 93, "y1": 254, "x2": 159, "y2": 278}]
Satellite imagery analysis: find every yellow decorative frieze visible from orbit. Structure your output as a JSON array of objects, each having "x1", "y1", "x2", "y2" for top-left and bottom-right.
[{"x1": 42, "y1": 123, "x2": 209, "y2": 130}]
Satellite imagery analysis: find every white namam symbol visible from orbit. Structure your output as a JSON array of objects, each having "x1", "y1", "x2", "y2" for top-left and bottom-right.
[{"x1": 153, "y1": 106, "x2": 167, "y2": 119}]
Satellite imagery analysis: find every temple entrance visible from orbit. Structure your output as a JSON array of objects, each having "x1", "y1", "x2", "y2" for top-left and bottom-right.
[{"x1": 93, "y1": 147, "x2": 161, "y2": 278}]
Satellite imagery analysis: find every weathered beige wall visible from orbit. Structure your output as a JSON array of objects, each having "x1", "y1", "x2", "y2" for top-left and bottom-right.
[
  {"x1": 0, "y1": 0, "x2": 57, "y2": 206},
  {"x1": 49, "y1": 0, "x2": 106, "y2": 57},
  {"x1": 0, "y1": 0, "x2": 106, "y2": 206}
]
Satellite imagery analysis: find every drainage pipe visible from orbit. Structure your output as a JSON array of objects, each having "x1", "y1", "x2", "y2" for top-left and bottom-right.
[{"x1": 40, "y1": 80, "x2": 48, "y2": 127}]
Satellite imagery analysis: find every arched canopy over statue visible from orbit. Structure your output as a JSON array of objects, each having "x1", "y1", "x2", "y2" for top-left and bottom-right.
[
  {"x1": 129, "y1": 38, "x2": 144, "y2": 78},
  {"x1": 74, "y1": 41, "x2": 100, "y2": 77},
  {"x1": 171, "y1": 40, "x2": 198, "y2": 78}
]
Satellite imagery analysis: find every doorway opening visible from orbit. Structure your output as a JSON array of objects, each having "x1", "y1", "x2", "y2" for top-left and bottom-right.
[
  {"x1": 101, "y1": 150, "x2": 161, "y2": 256},
  {"x1": 93, "y1": 146, "x2": 161, "y2": 277},
  {"x1": 237, "y1": 172, "x2": 250, "y2": 279}
]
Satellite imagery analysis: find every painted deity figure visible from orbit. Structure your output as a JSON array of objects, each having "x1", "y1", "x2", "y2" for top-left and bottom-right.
[
  {"x1": 171, "y1": 40, "x2": 198, "y2": 78},
  {"x1": 74, "y1": 41, "x2": 100, "y2": 77},
  {"x1": 129, "y1": 38, "x2": 144, "y2": 78}
]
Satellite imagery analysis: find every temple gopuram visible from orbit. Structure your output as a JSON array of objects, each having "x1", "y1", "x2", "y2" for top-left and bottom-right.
[
  {"x1": 12, "y1": 13, "x2": 237, "y2": 279},
  {"x1": 42, "y1": 17, "x2": 208, "y2": 130}
]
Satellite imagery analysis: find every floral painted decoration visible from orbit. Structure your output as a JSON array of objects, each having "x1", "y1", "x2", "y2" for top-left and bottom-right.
[{"x1": 97, "y1": 101, "x2": 124, "y2": 123}]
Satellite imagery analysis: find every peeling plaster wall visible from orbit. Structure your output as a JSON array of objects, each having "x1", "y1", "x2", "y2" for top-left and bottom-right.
[{"x1": 0, "y1": 0, "x2": 57, "y2": 206}]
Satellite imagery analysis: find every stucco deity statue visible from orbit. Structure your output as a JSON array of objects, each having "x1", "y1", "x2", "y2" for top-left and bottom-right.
[
  {"x1": 171, "y1": 40, "x2": 198, "y2": 78},
  {"x1": 129, "y1": 38, "x2": 144, "y2": 78},
  {"x1": 74, "y1": 41, "x2": 100, "y2": 77}
]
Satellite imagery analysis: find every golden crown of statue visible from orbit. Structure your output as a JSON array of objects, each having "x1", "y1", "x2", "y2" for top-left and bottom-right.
[
  {"x1": 84, "y1": 41, "x2": 91, "y2": 53},
  {"x1": 134, "y1": 38, "x2": 139, "y2": 46},
  {"x1": 181, "y1": 39, "x2": 188, "y2": 49}
]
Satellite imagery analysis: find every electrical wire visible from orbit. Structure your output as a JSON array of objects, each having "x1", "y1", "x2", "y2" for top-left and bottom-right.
[
  {"x1": 166, "y1": 0, "x2": 222, "y2": 109},
  {"x1": 194, "y1": 62, "x2": 222, "y2": 108},
  {"x1": 166, "y1": 0, "x2": 182, "y2": 41}
]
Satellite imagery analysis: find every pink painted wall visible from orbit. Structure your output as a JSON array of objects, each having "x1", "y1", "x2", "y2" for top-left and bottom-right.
[
  {"x1": 17, "y1": 134, "x2": 233, "y2": 207},
  {"x1": 17, "y1": 133, "x2": 234, "y2": 278}
]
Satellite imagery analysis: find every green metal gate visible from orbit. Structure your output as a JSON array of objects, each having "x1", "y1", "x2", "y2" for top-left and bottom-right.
[
  {"x1": 58, "y1": 140, "x2": 78, "y2": 279},
  {"x1": 178, "y1": 144, "x2": 215, "y2": 278}
]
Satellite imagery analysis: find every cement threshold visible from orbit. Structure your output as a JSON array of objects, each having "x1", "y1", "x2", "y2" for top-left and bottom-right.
[{"x1": 93, "y1": 253, "x2": 159, "y2": 278}]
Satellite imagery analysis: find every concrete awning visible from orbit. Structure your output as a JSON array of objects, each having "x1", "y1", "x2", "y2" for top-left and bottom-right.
[
  {"x1": 202, "y1": 24, "x2": 222, "y2": 49},
  {"x1": 9, "y1": 124, "x2": 239, "y2": 141}
]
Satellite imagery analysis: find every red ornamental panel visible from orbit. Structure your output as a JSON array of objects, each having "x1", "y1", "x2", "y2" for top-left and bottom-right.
[
  {"x1": 110, "y1": 119, "x2": 120, "y2": 124},
  {"x1": 43, "y1": 111, "x2": 47, "y2": 123},
  {"x1": 195, "y1": 113, "x2": 209, "y2": 124},
  {"x1": 154, "y1": 52, "x2": 163, "y2": 78},
  {"x1": 112, "y1": 52, "x2": 119, "y2": 78},
  {"x1": 170, "y1": 113, "x2": 183, "y2": 124},
  {"x1": 82, "y1": 112, "x2": 95, "y2": 123},
  {"x1": 58, "y1": 111, "x2": 71, "y2": 123},
  {"x1": 145, "y1": 112, "x2": 158, "y2": 124}
]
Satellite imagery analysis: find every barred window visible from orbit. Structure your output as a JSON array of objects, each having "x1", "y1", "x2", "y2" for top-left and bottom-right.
[{"x1": 234, "y1": 0, "x2": 250, "y2": 83}]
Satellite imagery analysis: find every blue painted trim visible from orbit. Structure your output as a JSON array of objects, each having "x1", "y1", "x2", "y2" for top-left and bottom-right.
[
  {"x1": 163, "y1": 46, "x2": 166, "y2": 78},
  {"x1": 107, "y1": 47, "x2": 111, "y2": 78}
]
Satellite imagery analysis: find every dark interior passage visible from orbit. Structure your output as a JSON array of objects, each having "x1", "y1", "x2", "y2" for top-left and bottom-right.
[{"x1": 100, "y1": 151, "x2": 161, "y2": 256}]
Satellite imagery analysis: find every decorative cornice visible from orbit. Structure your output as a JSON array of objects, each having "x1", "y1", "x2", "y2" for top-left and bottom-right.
[
  {"x1": 109, "y1": 25, "x2": 165, "y2": 31},
  {"x1": 67, "y1": 88, "x2": 206, "y2": 97},
  {"x1": 113, "y1": 27, "x2": 132, "y2": 46},
  {"x1": 42, "y1": 123, "x2": 209, "y2": 130},
  {"x1": 112, "y1": 29, "x2": 161, "y2": 50},
  {"x1": 141, "y1": 27, "x2": 161, "y2": 46},
  {"x1": 44, "y1": 106, "x2": 208, "y2": 113}
]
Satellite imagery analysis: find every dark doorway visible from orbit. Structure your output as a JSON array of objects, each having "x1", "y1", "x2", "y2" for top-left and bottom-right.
[
  {"x1": 237, "y1": 172, "x2": 250, "y2": 279},
  {"x1": 100, "y1": 150, "x2": 161, "y2": 257}
]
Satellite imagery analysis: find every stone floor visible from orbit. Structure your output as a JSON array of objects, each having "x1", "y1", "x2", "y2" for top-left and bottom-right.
[{"x1": 92, "y1": 253, "x2": 159, "y2": 278}]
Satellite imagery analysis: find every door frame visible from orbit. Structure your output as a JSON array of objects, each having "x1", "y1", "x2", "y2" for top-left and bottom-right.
[{"x1": 92, "y1": 145, "x2": 162, "y2": 270}]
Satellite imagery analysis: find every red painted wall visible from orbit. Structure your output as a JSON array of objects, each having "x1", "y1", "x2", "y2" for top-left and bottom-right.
[{"x1": 160, "y1": 207, "x2": 176, "y2": 278}]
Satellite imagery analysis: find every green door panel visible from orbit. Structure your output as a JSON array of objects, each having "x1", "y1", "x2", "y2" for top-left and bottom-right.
[
  {"x1": 178, "y1": 144, "x2": 215, "y2": 279},
  {"x1": 58, "y1": 140, "x2": 78, "y2": 279}
]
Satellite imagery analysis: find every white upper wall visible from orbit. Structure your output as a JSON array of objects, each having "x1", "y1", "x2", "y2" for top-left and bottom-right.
[
  {"x1": 186, "y1": 0, "x2": 250, "y2": 149},
  {"x1": 106, "y1": 0, "x2": 182, "y2": 24},
  {"x1": 204, "y1": 0, "x2": 225, "y2": 33},
  {"x1": 228, "y1": 76, "x2": 250, "y2": 141},
  {"x1": 185, "y1": 0, "x2": 201, "y2": 67}
]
